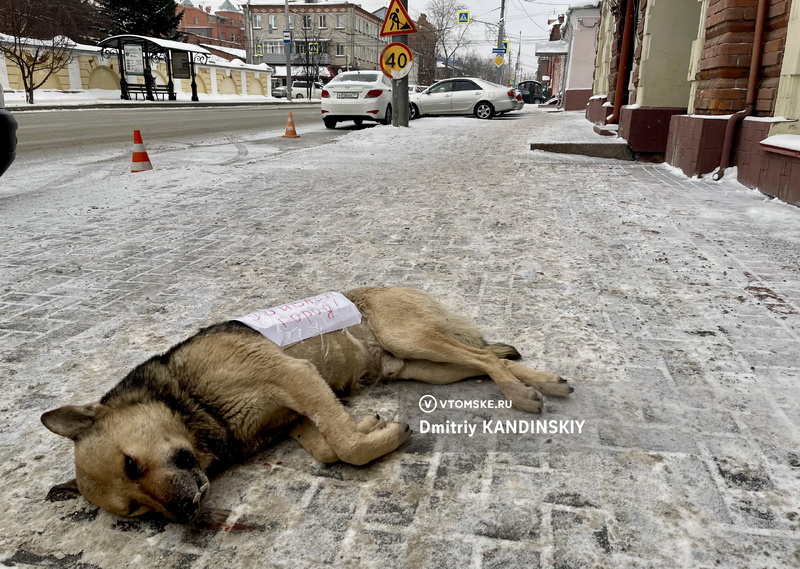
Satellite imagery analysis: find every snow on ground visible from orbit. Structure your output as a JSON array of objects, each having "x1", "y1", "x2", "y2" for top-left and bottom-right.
[
  {"x1": 1, "y1": 107, "x2": 799, "y2": 568},
  {"x1": 3, "y1": 88, "x2": 302, "y2": 108}
]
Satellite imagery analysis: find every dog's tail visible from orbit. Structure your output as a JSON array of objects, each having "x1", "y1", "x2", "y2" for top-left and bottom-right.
[{"x1": 487, "y1": 343, "x2": 522, "y2": 360}]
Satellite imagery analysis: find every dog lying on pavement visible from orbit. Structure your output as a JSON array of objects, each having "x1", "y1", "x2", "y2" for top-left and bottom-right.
[{"x1": 42, "y1": 286, "x2": 572, "y2": 522}]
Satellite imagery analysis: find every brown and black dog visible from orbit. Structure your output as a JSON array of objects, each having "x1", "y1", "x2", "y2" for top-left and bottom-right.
[{"x1": 42, "y1": 287, "x2": 572, "y2": 522}]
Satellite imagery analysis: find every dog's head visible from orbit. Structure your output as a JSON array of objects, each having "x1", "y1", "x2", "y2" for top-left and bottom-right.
[{"x1": 41, "y1": 402, "x2": 209, "y2": 523}]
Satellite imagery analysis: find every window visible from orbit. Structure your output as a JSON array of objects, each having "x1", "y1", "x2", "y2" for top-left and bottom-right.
[
  {"x1": 303, "y1": 15, "x2": 312, "y2": 29},
  {"x1": 230, "y1": 34, "x2": 236, "y2": 43},
  {"x1": 288, "y1": 14, "x2": 294, "y2": 29},
  {"x1": 429, "y1": 81, "x2": 454, "y2": 94},
  {"x1": 266, "y1": 41, "x2": 282, "y2": 54},
  {"x1": 253, "y1": 14, "x2": 262, "y2": 29},
  {"x1": 454, "y1": 80, "x2": 479, "y2": 91},
  {"x1": 269, "y1": 14, "x2": 277, "y2": 29},
  {"x1": 220, "y1": 32, "x2": 226, "y2": 41},
  {"x1": 319, "y1": 15, "x2": 327, "y2": 28},
  {"x1": 335, "y1": 14, "x2": 345, "y2": 28},
  {"x1": 193, "y1": 17, "x2": 198, "y2": 25},
  {"x1": 336, "y1": 43, "x2": 345, "y2": 56}
]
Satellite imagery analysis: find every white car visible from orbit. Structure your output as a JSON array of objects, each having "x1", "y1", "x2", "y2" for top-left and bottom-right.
[
  {"x1": 320, "y1": 71, "x2": 393, "y2": 129},
  {"x1": 409, "y1": 77, "x2": 520, "y2": 120},
  {"x1": 513, "y1": 89, "x2": 525, "y2": 111},
  {"x1": 273, "y1": 81, "x2": 324, "y2": 99}
]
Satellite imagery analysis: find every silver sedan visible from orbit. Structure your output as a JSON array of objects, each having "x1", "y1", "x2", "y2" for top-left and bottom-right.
[{"x1": 409, "y1": 77, "x2": 520, "y2": 120}]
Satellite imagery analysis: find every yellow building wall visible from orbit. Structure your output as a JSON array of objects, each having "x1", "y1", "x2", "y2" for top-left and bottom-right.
[
  {"x1": 687, "y1": 0, "x2": 710, "y2": 114},
  {"x1": 2, "y1": 44, "x2": 269, "y2": 98},
  {"x1": 593, "y1": 1, "x2": 614, "y2": 97},
  {"x1": 637, "y1": 0, "x2": 703, "y2": 108},
  {"x1": 772, "y1": 0, "x2": 800, "y2": 135}
]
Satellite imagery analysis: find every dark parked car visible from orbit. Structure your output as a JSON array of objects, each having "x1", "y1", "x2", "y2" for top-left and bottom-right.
[
  {"x1": 0, "y1": 89, "x2": 17, "y2": 177},
  {"x1": 517, "y1": 80, "x2": 547, "y2": 104}
]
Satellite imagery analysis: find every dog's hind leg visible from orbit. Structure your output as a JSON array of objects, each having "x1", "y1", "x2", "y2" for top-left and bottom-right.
[
  {"x1": 275, "y1": 359, "x2": 411, "y2": 465},
  {"x1": 352, "y1": 288, "x2": 550, "y2": 412},
  {"x1": 393, "y1": 360, "x2": 485, "y2": 384},
  {"x1": 394, "y1": 359, "x2": 573, "y2": 397},
  {"x1": 381, "y1": 331, "x2": 544, "y2": 412},
  {"x1": 502, "y1": 360, "x2": 573, "y2": 397}
]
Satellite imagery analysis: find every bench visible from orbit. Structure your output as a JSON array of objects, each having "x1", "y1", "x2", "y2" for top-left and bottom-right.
[{"x1": 127, "y1": 84, "x2": 171, "y2": 101}]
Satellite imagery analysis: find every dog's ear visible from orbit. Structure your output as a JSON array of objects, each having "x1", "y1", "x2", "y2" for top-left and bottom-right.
[
  {"x1": 41, "y1": 403, "x2": 106, "y2": 440},
  {"x1": 46, "y1": 479, "x2": 81, "y2": 501}
]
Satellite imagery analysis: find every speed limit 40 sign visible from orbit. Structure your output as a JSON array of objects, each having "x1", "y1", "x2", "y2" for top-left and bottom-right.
[{"x1": 380, "y1": 42, "x2": 413, "y2": 79}]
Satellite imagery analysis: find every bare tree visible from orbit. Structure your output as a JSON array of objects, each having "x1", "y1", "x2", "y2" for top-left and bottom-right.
[
  {"x1": 0, "y1": 0, "x2": 91, "y2": 103},
  {"x1": 424, "y1": 0, "x2": 470, "y2": 79},
  {"x1": 459, "y1": 50, "x2": 497, "y2": 82},
  {"x1": 293, "y1": 14, "x2": 326, "y2": 96}
]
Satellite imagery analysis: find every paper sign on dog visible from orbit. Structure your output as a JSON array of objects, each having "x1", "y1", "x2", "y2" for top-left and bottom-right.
[{"x1": 236, "y1": 292, "x2": 362, "y2": 346}]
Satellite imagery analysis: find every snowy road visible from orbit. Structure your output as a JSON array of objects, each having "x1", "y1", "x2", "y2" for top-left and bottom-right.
[
  {"x1": 1, "y1": 108, "x2": 799, "y2": 568},
  {"x1": 11, "y1": 104, "x2": 323, "y2": 155}
]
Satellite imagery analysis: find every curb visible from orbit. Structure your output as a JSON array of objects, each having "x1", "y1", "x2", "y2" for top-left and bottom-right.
[{"x1": 7, "y1": 100, "x2": 320, "y2": 112}]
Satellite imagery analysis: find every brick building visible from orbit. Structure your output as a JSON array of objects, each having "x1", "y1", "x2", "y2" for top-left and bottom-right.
[
  {"x1": 587, "y1": 0, "x2": 799, "y2": 205},
  {"x1": 536, "y1": 15, "x2": 565, "y2": 99},
  {"x1": 407, "y1": 13, "x2": 436, "y2": 86},
  {"x1": 178, "y1": 0, "x2": 246, "y2": 51}
]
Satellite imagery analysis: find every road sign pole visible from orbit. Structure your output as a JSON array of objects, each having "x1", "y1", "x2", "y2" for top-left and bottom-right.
[
  {"x1": 284, "y1": 0, "x2": 292, "y2": 99},
  {"x1": 393, "y1": 36, "x2": 409, "y2": 126},
  {"x1": 380, "y1": 0, "x2": 413, "y2": 127},
  {"x1": 495, "y1": 0, "x2": 506, "y2": 85}
]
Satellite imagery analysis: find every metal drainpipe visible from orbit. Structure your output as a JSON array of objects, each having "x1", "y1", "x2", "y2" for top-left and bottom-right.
[
  {"x1": 712, "y1": 0, "x2": 768, "y2": 181},
  {"x1": 606, "y1": 0, "x2": 636, "y2": 124}
]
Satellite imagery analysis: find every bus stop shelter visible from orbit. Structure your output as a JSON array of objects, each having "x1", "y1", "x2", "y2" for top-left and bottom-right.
[{"x1": 98, "y1": 35, "x2": 211, "y2": 102}]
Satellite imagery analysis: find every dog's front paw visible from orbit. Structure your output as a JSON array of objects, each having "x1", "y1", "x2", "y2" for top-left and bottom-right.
[
  {"x1": 356, "y1": 413, "x2": 387, "y2": 434},
  {"x1": 502, "y1": 383, "x2": 544, "y2": 413},
  {"x1": 535, "y1": 377, "x2": 574, "y2": 398}
]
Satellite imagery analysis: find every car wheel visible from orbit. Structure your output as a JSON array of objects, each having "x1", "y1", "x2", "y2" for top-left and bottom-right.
[
  {"x1": 382, "y1": 104, "x2": 392, "y2": 125},
  {"x1": 475, "y1": 102, "x2": 494, "y2": 120},
  {"x1": 323, "y1": 117, "x2": 337, "y2": 129},
  {"x1": 409, "y1": 103, "x2": 419, "y2": 120},
  {"x1": 354, "y1": 118, "x2": 363, "y2": 126},
  {"x1": 295, "y1": 93, "x2": 304, "y2": 99}
]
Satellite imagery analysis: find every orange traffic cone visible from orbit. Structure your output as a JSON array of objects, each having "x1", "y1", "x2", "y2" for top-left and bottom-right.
[
  {"x1": 131, "y1": 130, "x2": 153, "y2": 172},
  {"x1": 282, "y1": 112, "x2": 300, "y2": 138}
]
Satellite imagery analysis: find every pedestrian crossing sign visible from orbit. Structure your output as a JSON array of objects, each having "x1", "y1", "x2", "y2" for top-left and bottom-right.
[
  {"x1": 458, "y1": 11, "x2": 470, "y2": 25},
  {"x1": 380, "y1": 0, "x2": 418, "y2": 36},
  {"x1": 308, "y1": 42, "x2": 319, "y2": 54}
]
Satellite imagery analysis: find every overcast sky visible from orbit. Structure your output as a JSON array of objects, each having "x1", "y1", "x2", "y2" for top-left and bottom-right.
[{"x1": 357, "y1": 0, "x2": 577, "y2": 76}]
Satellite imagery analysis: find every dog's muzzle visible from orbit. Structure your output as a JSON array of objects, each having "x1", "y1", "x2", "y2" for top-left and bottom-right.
[{"x1": 167, "y1": 472, "x2": 210, "y2": 523}]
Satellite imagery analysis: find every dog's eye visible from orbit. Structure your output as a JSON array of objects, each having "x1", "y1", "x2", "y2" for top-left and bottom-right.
[{"x1": 124, "y1": 455, "x2": 143, "y2": 480}]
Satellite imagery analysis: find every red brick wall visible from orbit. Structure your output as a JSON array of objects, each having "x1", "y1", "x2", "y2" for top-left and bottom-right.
[
  {"x1": 735, "y1": 120, "x2": 800, "y2": 204},
  {"x1": 694, "y1": 0, "x2": 791, "y2": 116},
  {"x1": 586, "y1": 97, "x2": 608, "y2": 124},
  {"x1": 665, "y1": 115, "x2": 728, "y2": 176}
]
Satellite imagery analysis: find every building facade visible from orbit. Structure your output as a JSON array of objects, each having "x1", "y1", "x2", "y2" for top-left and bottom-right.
[
  {"x1": 248, "y1": 1, "x2": 387, "y2": 76},
  {"x1": 560, "y1": 3, "x2": 602, "y2": 110},
  {"x1": 588, "y1": 0, "x2": 799, "y2": 205},
  {"x1": 178, "y1": 1, "x2": 246, "y2": 51},
  {"x1": 536, "y1": 15, "x2": 566, "y2": 99}
]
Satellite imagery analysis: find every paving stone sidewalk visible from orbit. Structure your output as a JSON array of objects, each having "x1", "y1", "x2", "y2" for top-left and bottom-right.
[{"x1": 0, "y1": 109, "x2": 798, "y2": 568}]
